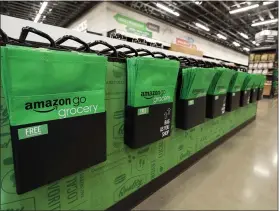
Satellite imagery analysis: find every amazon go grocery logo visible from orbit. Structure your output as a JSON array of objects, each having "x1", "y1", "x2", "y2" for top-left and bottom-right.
[
  {"x1": 24, "y1": 97, "x2": 98, "y2": 119},
  {"x1": 141, "y1": 90, "x2": 170, "y2": 104}
]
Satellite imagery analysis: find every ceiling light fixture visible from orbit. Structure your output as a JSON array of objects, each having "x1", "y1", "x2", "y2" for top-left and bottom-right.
[
  {"x1": 156, "y1": 3, "x2": 180, "y2": 16},
  {"x1": 229, "y1": 4, "x2": 259, "y2": 14},
  {"x1": 195, "y1": 23, "x2": 210, "y2": 31},
  {"x1": 258, "y1": 15, "x2": 264, "y2": 21},
  {"x1": 233, "y1": 41, "x2": 240, "y2": 47},
  {"x1": 263, "y1": 1, "x2": 275, "y2": 5},
  {"x1": 243, "y1": 47, "x2": 250, "y2": 51},
  {"x1": 239, "y1": 32, "x2": 249, "y2": 39},
  {"x1": 252, "y1": 41, "x2": 260, "y2": 46},
  {"x1": 251, "y1": 18, "x2": 278, "y2": 26},
  {"x1": 217, "y1": 33, "x2": 227, "y2": 40},
  {"x1": 34, "y1": 1, "x2": 48, "y2": 23}
]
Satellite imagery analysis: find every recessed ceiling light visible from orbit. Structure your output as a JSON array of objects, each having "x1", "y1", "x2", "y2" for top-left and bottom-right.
[
  {"x1": 156, "y1": 3, "x2": 180, "y2": 16},
  {"x1": 217, "y1": 33, "x2": 227, "y2": 40},
  {"x1": 251, "y1": 18, "x2": 278, "y2": 26},
  {"x1": 263, "y1": 1, "x2": 275, "y2": 5},
  {"x1": 34, "y1": 1, "x2": 48, "y2": 23},
  {"x1": 239, "y1": 32, "x2": 249, "y2": 39},
  {"x1": 229, "y1": 4, "x2": 259, "y2": 14},
  {"x1": 195, "y1": 22, "x2": 210, "y2": 31},
  {"x1": 233, "y1": 41, "x2": 240, "y2": 47}
]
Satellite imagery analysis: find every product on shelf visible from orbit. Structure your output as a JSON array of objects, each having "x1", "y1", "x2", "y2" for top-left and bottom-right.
[
  {"x1": 253, "y1": 63, "x2": 258, "y2": 69},
  {"x1": 254, "y1": 54, "x2": 261, "y2": 62},
  {"x1": 249, "y1": 53, "x2": 255, "y2": 62},
  {"x1": 268, "y1": 53, "x2": 276, "y2": 62},
  {"x1": 260, "y1": 53, "x2": 268, "y2": 62},
  {"x1": 267, "y1": 61, "x2": 274, "y2": 69}
]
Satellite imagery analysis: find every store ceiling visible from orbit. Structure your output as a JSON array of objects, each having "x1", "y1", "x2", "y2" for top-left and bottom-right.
[
  {"x1": 0, "y1": 1, "x2": 278, "y2": 54},
  {"x1": 119, "y1": 1, "x2": 278, "y2": 53},
  {"x1": 0, "y1": 1, "x2": 97, "y2": 27}
]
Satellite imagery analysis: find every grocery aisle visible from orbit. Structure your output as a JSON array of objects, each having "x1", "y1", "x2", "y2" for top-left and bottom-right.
[{"x1": 134, "y1": 99, "x2": 278, "y2": 210}]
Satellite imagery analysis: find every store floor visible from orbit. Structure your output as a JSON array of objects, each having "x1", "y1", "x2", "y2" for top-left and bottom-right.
[{"x1": 134, "y1": 99, "x2": 278, "y2": 210}]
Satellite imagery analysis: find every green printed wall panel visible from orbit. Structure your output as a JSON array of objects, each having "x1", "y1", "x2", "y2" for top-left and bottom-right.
[{"x1": 0, "y1": 62, "x2": 257, "y2": 210}]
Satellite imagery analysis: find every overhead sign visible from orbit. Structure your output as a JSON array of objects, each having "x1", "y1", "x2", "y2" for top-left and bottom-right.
[
  {"x1": 146, "y1": 22, "x2": 160, "y2": 33},
  {"x1": 114, "y1": 13, "x2": 154, "y2": 38},
  {"x1": 176, "y1": 37, "x2": 197, "y2": 49},
  {"x1": 73, "y1": 20, "x2": 87, "y2": 32}
]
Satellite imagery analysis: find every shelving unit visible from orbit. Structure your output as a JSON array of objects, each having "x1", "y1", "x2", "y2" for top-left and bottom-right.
[{"x1": 248, "y1": 45, "x2": 278, "y2": 99}]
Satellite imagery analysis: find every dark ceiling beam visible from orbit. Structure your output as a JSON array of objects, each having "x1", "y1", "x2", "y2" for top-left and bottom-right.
[{"x1": 219, "y1": 1, "x2": 230, "y2": 11}]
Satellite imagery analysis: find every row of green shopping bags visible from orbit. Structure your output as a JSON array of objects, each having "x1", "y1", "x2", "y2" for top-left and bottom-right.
[{"x1": 0, "y1": 27, "x2": 265, "y2": 194}]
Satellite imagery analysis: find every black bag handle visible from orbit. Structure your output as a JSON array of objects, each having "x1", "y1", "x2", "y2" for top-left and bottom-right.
[
  {"x1": 167, "y1": 55, "x2": 179, "y2": 61},
  {"x1": 197, "y1": 59, "x2": 205, "y2": 67},
  {"x1": 87, "y1": 40, "x2": 118, "y2": 57},
  {"x1": 100, "y1": 44, "x2": 138, "y2": 57},
  {"x1": 152, "y1": 51, "x2": 166, "y2": 58},
  {"x1": 55, "y1": 35, "x2": 90, "y2": 52},
  {"x1": 135, "y1": 48, "x2": 154, "y2": 57},
  {"x1": 19, "y1": 26, "x2": 55, "y2": 47},
  {"x1": 0, "y1": 28, "x2": 9, "y2": 43},
  {"x1": 188, "y1": 58, "x2": 198, "y2": 66},
  {"x1": 178, "y1": 56, "x2": 190, "y2": 62},
  {"x1": 178, "y1": 56, "x2": 192, "y2": 67}
]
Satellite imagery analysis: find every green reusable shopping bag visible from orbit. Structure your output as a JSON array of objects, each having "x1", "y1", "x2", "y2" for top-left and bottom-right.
[
  {"x1": 251, "y1": 74, "x2": 265, "y2": 89},
  {"x1": 1, "y1": 41, "x2": 108, "y2": 194},
  {"x1": 1, "y1": 45, "x2": 107, "y2": 125},
  {"x1": 241, "y1": 74, "x2": 255, "y2": 91},
  {"x1": 180, "y1": 67, "x2": 217, "y2": 99},
  {"x1": 125, "y1": 56, "x2": 179, "y2": 148},
  {"x1": 127, "y1": 57, "x2": 179, "y2": 107},
  {"x1": 227, "y1": 71, "x2": 248, "y2": 93},
  {"x1": 175, "y1": 66, "x2": 217, "y2": 130},
  {"x1": 207, "y1": 67, "x2": 235, "y2": 95}
]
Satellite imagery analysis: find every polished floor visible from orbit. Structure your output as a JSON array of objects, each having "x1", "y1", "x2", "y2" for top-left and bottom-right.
[{"x1": 135, "y1": 99, "x2": 278, "y2": 210}]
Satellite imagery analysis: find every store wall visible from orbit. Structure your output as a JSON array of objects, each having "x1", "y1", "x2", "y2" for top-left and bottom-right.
[
  {"x1": 68, "y1": 2, "x2": 249, "y2": 65},
  {"x1": 70, "y1": 3, "x2": 107, "y2": 34}
]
